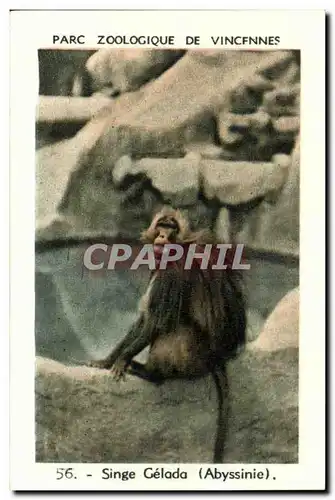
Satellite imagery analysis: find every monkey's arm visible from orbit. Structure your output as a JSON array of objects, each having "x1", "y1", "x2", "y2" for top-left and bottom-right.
[
  {"x1": 108, "y1": 318, "x2": 154, "y2": 381},
  {"x1": 113, "y1": 320, "x2": 152, "y2": 364},
  {"x1": 88, "y1": 316, "x2": 151, "y2": 370}
]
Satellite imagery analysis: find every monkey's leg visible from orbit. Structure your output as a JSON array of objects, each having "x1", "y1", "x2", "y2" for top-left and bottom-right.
[
  {"x1": 127, "y1": 360, "x2": 164, "y2": 385},
  {"x1": 88, "y1": 317, "x2": 146, "y2": 370}
]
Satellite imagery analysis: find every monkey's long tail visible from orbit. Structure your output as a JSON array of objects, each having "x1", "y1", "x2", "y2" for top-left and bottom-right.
[{"x1": 211, "y1": 365, "x2": 230, "y2": 463}]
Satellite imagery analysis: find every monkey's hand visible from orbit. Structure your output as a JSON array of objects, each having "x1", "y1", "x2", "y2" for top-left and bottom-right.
[{"x1": 111, "y1": 358, "x2": 129, "y2": 381}]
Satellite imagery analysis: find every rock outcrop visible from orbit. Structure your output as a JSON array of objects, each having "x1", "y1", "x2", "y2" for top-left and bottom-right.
[
  {"x1": 36, "y1": 49, "x2": 300, "y2": 256},
  {"x1": 250, "y1": 287, "x2": 299, "y2": 352},
  {"x1": 38, "y1": 49, "x2": 95, "y2": 96},
  {"x1": 36, "y1": 288, "x2": 299, "y2": 464},
  {"x1": 233, "y1": 137, "x2": 300, "y2": 255},
  {"x1": 35, "y1": 49, "x2": 300, "y2": 465},
  {"x1": 85, "y1": 49, "x2": 185, "y2": 95}
]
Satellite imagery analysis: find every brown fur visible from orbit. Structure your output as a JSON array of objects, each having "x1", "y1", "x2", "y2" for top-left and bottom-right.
[
  {"x1": 89, "y1": 207, "x2": 247, "y2": 462},
  {"x1": 141, "y1": 206, "x2": 213, "y2": 245}
]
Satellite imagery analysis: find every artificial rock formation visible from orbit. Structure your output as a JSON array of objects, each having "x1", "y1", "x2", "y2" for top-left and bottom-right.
[
  {"x1": 85, "y1": 48, "x2": 186, "y2": 95},
  {"x1": 36, "y1": 288, "x2": 299, "y2": 464},
  {"x1": 35, "y1": 50, "x2": 301, "y2": 464},
  {"x1": 232, "y1": 136, "x2": 300, "y2": 255},
  {"x1": 36, "y1": 49, "x2": 299, "y2": 256}
]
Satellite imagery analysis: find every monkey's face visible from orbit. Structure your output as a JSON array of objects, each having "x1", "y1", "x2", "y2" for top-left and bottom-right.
[
  {"x1": 154, "y1": 217, "x2": 179, "y2": 246},
  {"x1": 140, "y1": 208, "x2": 190, "y2": 249}
]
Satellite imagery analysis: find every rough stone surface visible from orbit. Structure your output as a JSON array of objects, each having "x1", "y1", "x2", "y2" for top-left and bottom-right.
[
  {"x1": 233, "y1": 137, "x2": 300, "y2": 256},
  {"x1": 250, "y1": 109, "x2": 272, "y2": 130},
  {"x1": 36, "y1": 306, "x2": 298, "y2": 463},
  {"x1": 250, "y1": 288, "x2": 299, "y2": 352},
  {"x1": 179, "y1": 201, "x2": 218, "y2": 232},
  {"x1": 36, "y1": 49, "x2": 299, "y2": 255},
  {"x1": 201, "y1": 157, "x2": 289, "y2": 206},
  {"x1": 38, "y1": 50, "x2": 95, "y2": 96},
  {"x1": 214, "y1": 207, "x2": 231, "y2": 242},
  {"x1": 277, "y1": 60, "x2": 300, "y2": 85},
  {"x1": 185, "y1": 142, "x2": 227, "y2": 159},
  {"x1": 36, "y1": 358, "x2": 218, "y2": 463},
  {"x1": 218, "y1": 110, "x2": 272, "y2": 147},
  {"x1": 35, "y1": 93, "x2": 136, "y2": 228},
  {"x1": 263, "y1": 85, "x2": 300, "y2": 117},
  {"x1": 260, "y1": 54, "x2": 299, "y2": 82},
  {"x1": 227, "y1": 74, "x2": 274, "y2": 114},
  {"x1": 35, "y1": 50, "x2": 300, "y2": 465},
  {"x1": 36, "y1": 107, "x2": 164, "y2": 243},
  {"x1": 246, "y1": 309, "x2": 265, "y2": 343},
  {"x1": 86, "y1": 49, "x2": 185, "y2": 94},
  {"x1": 113, "y1": 153, "x2": 201, "y2": 206},
  {"x1": 37, "y1": 96, "x2": 112, "y2": 124},
  {"x1": 36, "y1": 140, "x2": 85, "y2": 224},
  {"x1": 218, "y1": 89, "x2": 298, "y2": 163},
  {"x1": 272, "y1": 116, "x2": 300, "y2": 135},
  {"x1": 86, "y1": 51, "x2": 292, "y2": 164}
]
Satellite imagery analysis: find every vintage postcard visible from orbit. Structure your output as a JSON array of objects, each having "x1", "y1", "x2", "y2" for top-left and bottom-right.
[{"x1": 10, "y1": 9, "x2": 325, "y2": 491}]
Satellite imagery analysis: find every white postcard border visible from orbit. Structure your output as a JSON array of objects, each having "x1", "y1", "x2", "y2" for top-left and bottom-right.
[{"x1": 10, "y1": 9, "x2": 325, "y2": 491}]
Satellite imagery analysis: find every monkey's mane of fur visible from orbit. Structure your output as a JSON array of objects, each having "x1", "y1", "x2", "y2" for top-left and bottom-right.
[
  {"x1": 147, "y1": 264, "x2": 246, "y2": 362},
  {"x1": 139, "y1": 206, "x2": 246, "y2": 362},
  {"x1": 148, "y1": 266, "x2": 192, "y2": 337}
]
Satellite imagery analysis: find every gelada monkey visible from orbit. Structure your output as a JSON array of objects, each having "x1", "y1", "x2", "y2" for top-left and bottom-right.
[{"x1": 89, "y1": 207, "x2": 246, "y2": 462}]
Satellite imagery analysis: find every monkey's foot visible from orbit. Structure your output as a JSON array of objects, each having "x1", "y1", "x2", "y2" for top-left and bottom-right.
[
  {"x1": 128, "y1": 360, "x2": 165, "y2": 385},
  {"x1": 87, "y1": 359, "x2": 112, "y2": 370},
  {"x1": 111, "y1": 359, "x2": 128, "y2": 381}
]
